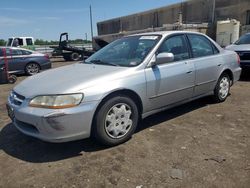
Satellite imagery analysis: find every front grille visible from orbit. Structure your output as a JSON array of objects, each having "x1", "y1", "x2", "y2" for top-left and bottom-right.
[
  {"x1": 235, "y1": 51, "x2": 250, "y2": 60},
  {"x1": 9, "y1": 91, "x2": 25, "y2": 106}
]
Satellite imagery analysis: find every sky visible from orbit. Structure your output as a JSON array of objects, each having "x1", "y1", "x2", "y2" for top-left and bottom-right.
[{"x1": 0, "y1": 0, "x2": 182, "y2": 41}]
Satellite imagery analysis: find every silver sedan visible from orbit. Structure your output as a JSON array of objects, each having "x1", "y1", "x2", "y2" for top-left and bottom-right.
[{"x1": 7, "y1": 31, "x2": 241, "y2": 146}]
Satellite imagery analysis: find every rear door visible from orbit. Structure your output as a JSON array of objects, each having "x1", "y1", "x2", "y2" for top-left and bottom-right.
[
  {"x1": 186, "y1": 34, "x2": 223, "y2": 97},
  {"x1": 9, "y1": 49, "x2": 27, "y2": 73},
  {"x1": 145, "y1": 34, "x2": 195, "y2": 111}
]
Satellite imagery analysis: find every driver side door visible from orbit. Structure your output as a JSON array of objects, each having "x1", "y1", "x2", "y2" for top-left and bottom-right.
[{"x1": 145, "y1": 34, "x2": 195, "y2": 111}]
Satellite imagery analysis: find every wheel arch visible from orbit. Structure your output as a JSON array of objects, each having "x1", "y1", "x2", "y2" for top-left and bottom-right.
[
  {"x1": 97, "y1": 89, "x2": 143, "y2": 116},
  {"x1": 91, "y1": 89, "x2": 143, "y2": 135},
  {"x1": 220, "y1": 69, "x2": 234, "y2": 85},
  {"x1": 25, "y1": 61, "x2": 41, "y2": 71}
]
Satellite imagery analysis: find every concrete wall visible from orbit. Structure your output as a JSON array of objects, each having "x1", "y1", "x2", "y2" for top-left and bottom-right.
[
  {"x1": 97, "y1": 0, "x2": 250, "y2": 36},
  {"x1": 215, "y1": 0, "x2": 250, "y2": 24}
]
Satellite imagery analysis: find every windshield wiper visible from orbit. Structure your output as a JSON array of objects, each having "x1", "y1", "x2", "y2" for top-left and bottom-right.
[{"x1": 89, "y1": 59, "x2": 119, "y2": 66}]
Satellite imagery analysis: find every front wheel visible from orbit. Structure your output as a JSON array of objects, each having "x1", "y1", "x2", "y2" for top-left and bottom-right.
[
  {"x1": 213, "y1": 73, "x2": 230, "y2": 102},
  {"x1": 93, "y1": 96, "x2": 139, "y2": 146}
]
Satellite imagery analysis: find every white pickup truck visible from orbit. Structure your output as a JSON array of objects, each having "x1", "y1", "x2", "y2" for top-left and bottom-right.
[{"x1": 6, "y1": 37, "x2": 35, "y2": 50}]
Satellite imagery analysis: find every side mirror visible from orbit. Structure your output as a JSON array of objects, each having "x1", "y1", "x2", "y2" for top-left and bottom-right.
[{"x1": 154, "y1": 52, "x2": 174, "y2": 65}]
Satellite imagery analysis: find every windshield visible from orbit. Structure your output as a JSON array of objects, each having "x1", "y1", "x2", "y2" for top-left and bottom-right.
[
  {"x1": 85, "y1": 35, "x2": 161, "y2": 67},
  {"x1": 235, "y1": 34, "x2": 250, "y2": 45},
  {"x1": 6, "y1": 38, "x2": 13, "y2": 47}
]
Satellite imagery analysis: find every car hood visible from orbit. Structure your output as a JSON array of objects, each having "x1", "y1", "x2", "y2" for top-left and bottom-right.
[
  {"x1": 14, "y1": 63, "x2": 129, "y2": 98},
  {"x1": 225, "y1": 44, "x2": 250, "y2": 51}
]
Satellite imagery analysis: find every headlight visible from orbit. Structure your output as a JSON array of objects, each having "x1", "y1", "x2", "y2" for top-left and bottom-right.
[{"x1": 29, "y1": 93, "x2": 83, "y2": 109}]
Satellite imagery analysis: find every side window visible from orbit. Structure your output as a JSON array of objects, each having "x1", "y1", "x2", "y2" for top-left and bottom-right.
[
  {"x1": 17, "y1": 38, "x2": 23, "y2": 46},
  {"x1": 21, "y1": 50, "x2": 32, "y2": 55},
  {"x1": 26, "y1": 38, "x2": 33, "y2": 46},
  {"x1": 5, "y1": 49, "x2": 11, "y2": 56},
  {"x1": 158, "y1": 35, "x2": 189, "y2": 62},
  {"x1": 12, "y1": 49, "x2": 23, "y2": 56},
  {"x1": 1, "y1": 48, "x2": 11, "y2": 56},
  {"x1": 187, "y1": 34, "x2": 214, "y2": 58},
  {"x1": 212, "y1": 44, "x2": 220, "y2": 54}
]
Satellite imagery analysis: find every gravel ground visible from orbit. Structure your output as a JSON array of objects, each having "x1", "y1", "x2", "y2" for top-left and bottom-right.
[{"x1": 0, "y1": 59, "x2": 249, "y2": 188}]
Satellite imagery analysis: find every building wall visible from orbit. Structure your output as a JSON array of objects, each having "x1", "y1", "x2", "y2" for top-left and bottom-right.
[
  {"x1": 97, "y1": 0, "x2": 250, "y2": 36},
  {"x1": 215, "y1": 0, "x2": 250, "y2": 24}
]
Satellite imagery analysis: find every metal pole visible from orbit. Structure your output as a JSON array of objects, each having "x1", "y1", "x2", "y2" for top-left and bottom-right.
[
  {"x1": 85, "y1": 33, "x2": 88, "y2": 42},
  {"x1": 90, "y1": 5, "x2": 94, "y2": 46},
  {"x1": 212, "y1": 0, "x2": 216, "y2": 24}
]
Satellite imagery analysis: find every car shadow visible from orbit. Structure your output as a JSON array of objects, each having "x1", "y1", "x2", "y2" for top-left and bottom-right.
[
  {"x1": 0, "y1": 124, "x2": 108, "y2": 163},
  {"x1": 0, "y1": 97, "x2": 214, "y2": 163},
  {"x1": 136, "y1": 96, "x2": 214, "y2": 133}
]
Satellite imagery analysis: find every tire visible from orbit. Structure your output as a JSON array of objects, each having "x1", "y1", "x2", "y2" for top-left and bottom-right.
[
  {"x1": 213, "y1": 73, "x2": 230, "y2": 103},
  {"x1": 8, "y1": 75, "x2": 17, "y2": 84},
  {"x1": 70, "y1": 52, "x2": 81, "y2": 61},
  {"x1": 93, "y1": 95, "x2": 139, "y2": 146},
  {"x1": 25, "y1": 63, "x2": 40, "y2": 76}
]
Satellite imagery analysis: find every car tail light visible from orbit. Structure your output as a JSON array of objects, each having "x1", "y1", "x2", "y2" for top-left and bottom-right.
[{"x1": 237, "y1": 54, "x2": 241, "y2": 65}]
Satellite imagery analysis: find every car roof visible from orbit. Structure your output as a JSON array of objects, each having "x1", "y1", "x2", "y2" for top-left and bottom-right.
[
  {"x1": 0, "y1": 46, "x2": 34, "y2": 52},
  {"x1": 8, "y1": 37, "x2": 34, "y2": 39},
  {"x1": 129, "y1": 30, "x2": 204, "y2": 37}
]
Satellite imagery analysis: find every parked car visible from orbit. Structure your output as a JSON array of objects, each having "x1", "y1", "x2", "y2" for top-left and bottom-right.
[
  {"x1": 7, "y1": 31, "x2": 241, "y2": 146},
  {"x1": 0, "y1": 47, "x2": 51, "y2": 75},
  {"x1": 226, "y1": 33, "x2": 250, "y2": 69}
]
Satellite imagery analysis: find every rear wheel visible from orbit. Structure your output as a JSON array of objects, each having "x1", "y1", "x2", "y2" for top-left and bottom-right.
[
  {"x1": 70, "y1": 52, "x2": 81, "y2": 61},
  {"x1": 213, "y1": 73, "x2": 230, "y2": 102},
  {"x1": 93, "y1": 96, "x2": 139, "y2": 146},
  {"x1": 25, "y1": 63, "x2": 40, "y2": 76}
]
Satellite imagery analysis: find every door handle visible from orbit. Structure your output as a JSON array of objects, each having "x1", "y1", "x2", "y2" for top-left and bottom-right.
[
  {"x1": 217, "y1": 64, "x2": 222, "y2": 67},
  {"x1": 186, "y1": 70, "x2": 193, "y2": 74}
]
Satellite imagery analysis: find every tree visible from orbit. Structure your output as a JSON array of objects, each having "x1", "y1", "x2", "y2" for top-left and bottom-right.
[
  {"x1": 34, "y1": 38, "x2": 92, "y2": 45},
  {"x1": 0, "y1": 39, "x2": 6, "y2": 46}
]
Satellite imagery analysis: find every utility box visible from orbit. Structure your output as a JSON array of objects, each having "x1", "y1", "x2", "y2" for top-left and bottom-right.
[{"x1": 216, "y1": 19, "x2": 240, "y2": 47}]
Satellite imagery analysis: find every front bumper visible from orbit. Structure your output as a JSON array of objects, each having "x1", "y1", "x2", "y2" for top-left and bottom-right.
[{"x1": 7, "y1": 96, "x2": 99, "y2": 143}]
